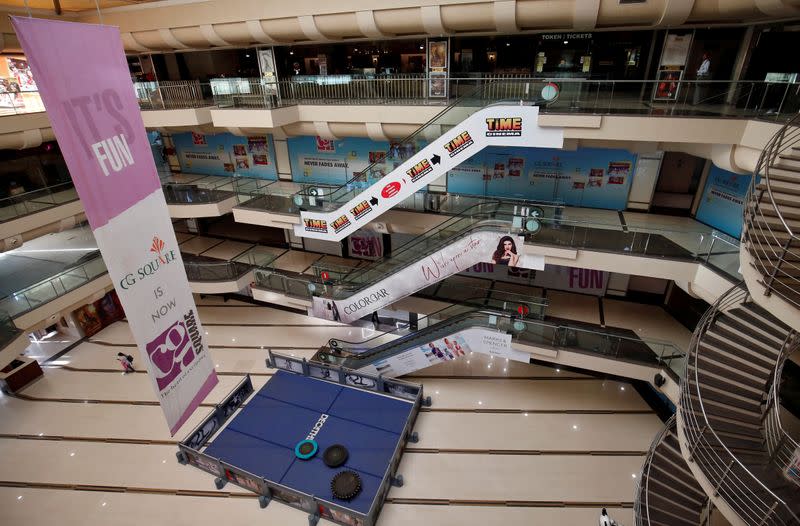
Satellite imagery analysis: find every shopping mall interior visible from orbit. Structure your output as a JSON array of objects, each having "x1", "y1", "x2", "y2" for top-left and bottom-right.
[{"x1": 1, "y1": 1, "x2": 800, "y2": 525}]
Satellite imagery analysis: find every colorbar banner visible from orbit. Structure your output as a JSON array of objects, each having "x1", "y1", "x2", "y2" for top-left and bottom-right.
[
  {"x1": 12, "y1": 18, "x2": 217, "y2": 435},
  {"x1": 312, "y1": 231, "x2": 544, "y2": 324},
  {"x1": 296, "y1": 106, "x2": 563, "y2": 241}
]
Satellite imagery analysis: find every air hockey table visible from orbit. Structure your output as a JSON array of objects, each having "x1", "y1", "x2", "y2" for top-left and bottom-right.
[{"x1": 177, "y1": 352, "x2": 426, "y2": 526}]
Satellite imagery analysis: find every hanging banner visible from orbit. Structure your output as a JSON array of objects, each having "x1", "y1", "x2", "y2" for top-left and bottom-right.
[
  {"x1": 295, "y1": 106, "x2": 564, "y2": 241},
  {"x1": 12, "y1": 17, "x2": 217, "y2": 435},
  {"x1": 312, "y1": 231, "x2": 543, "y2": 324}
]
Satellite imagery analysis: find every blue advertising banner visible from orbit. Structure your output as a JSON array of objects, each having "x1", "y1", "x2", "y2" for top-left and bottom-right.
[
  {"x1": 695, "y1": 165, "x2": 753, "y2": 238},
  {"x1": 447, "y1": 146, "x2": 638, "y2": 210},
  {"x1": 172, "y1": 132, "x2": 278, "y2": 180},
  {"x1": 287, "y1": 135, "x2": 426, "y2": 185}
]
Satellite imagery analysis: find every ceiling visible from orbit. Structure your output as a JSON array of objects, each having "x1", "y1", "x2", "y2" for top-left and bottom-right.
[{"x1": 0, "y1": 0, "x2": 162, "y2": 13}]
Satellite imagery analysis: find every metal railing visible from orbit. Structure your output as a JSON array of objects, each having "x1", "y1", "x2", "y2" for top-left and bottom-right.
[
  {"x1": 0, "y1": 181, "x2": 78, "y2": 223},
  {"x1": 0, "y1": 310, "x2": 22, "y2": 350},
  {"x1": 0, "y1": 251, "x2": 107, "y2": 318},
  {"x1": 133, "y1": 75, "x2": 800, "y2": 120},
  {"x1": 635, "y1": 415, "x2": 677, "y2": 526},
  {"x1": 744, "y1": 112, "x2": 800, "y2": 308},
  {"x1": 763, "y1": 331, "x2": 800, "y2": 489},
  {"x1": 679, "y1": 283, "x2": 799, "y2": 525}
]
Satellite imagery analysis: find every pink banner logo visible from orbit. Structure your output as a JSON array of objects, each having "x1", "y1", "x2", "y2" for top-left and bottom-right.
[{"x1": 146, "y1": 309, "x2": 204, "y2": 391}]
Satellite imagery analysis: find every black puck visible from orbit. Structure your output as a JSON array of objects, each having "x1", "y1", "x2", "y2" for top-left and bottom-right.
[
  {"x1": 331, "y1": 470, "x2": 362, "y2": 500},
  {"x1": 323, "y1": 444, "x2": 349, "y2": 468}
]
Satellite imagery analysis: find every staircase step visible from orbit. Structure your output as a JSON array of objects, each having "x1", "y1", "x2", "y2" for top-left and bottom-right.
[
  {"x1": 646, "y1": 477, "x2": 706, "y2": 517},
  {"x1": 731, "y1": 303, "x2": 792, "y2": 338},
  {"x1": 689, "y1": 363, "x2": 763, "y2": 397},
  {"x1": 690, "y1": 393, "x2": 762, "y2": 424},
  {"x1": 709, "y1": 315, "x2": 785, "y2": 358},
  {"x1": 698, "y1": 337, "x2": 774, "y2": 378},
  {"x1": 695, "y1": 353, "x2": 769, "y2": 390},
  {"x1": 691, "y1": 381, "x2": 762, "y2": 412},
  {"x1": 649, "y1": 456, "x2": 706, "y2": 500}
]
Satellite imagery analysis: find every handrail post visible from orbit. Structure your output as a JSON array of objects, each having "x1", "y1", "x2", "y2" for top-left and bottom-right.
[
  {"x1": 688, "y1": 425, "x2": 707, "y2": 461},
  {"x1": 713, "y1": 459, "x2": 735, "y2": 496},
  {"x1": 756, "y1": 502, "x2": 778, "y2": 526}
]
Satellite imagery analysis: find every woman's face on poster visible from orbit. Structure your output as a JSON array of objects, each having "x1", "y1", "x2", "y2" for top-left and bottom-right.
[{"x1": 504, "y1": 240, "x2": 514, "y2": 253}]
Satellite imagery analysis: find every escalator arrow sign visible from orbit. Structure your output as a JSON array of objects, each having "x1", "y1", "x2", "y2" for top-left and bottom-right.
[
  {"x1": 430, "y1": 154, "x2": 441, "y2": 165},
  {"x1": 369, "y1": 196, "x2": 379, "y2": 206}
]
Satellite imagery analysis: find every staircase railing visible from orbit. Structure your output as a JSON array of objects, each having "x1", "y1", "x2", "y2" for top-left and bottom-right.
[
  {"x1": 635, "y1": 415, "x2": 676, "y2": 526},
  {"x1": 744, "y1": 113, "x2": 800, "y2": 307},
  {"x1": 679, "y1": 283, "x2": 799, "y2": 525},
  {"x1": 762, "y1": 330, "x2": 800, "y2": 489}
]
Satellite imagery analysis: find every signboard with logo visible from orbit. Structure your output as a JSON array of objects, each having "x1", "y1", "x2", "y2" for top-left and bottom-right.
[
  {"x1": 311, "y1": 231, "x2": 544, "y2": 324},
  {"x1": 695, "y1": 165, "x2": 753, "y2": 238},
  {"x1": 12, "y1": 17, "x2": 217, "y2": 435},
  {"x1": 296, "y1": 106, "x2": 563, "y2": 241}
]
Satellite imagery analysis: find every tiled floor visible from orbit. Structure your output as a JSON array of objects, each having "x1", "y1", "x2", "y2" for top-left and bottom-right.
[{"x1": 0, "y1": 300, "x2": 670, "y2": 525}]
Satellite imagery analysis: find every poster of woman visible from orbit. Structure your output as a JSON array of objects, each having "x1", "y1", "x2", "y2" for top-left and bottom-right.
[{"x1": 491, "y1": 236, "x2": 521, "y2": 267}]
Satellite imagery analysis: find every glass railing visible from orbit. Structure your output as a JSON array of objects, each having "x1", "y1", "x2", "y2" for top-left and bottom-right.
[
  {"x1": 0, "y1": 86, "x2": 45, "y2": 116},
  {"x1": 133, "y1": 76, "x2": 800, "y2": 121},
  {"x1": 161, "y1": 174, "x2": 239, "y2": 205},
  {"x1": 0, "y1": 310, "x2": 22, "y2": 350},
  {"x1": 182, "y1": 255, "x2": 252, "y2": 282},
  {"x1": 0, "y1": 250, "x2": 107, "y2": 318},
  {"x1": 0, "y1": 181, "x2": 78, "y2": 223},
  {"x1": 315, "y1": 303, "x2": 685, "y2": 380}
]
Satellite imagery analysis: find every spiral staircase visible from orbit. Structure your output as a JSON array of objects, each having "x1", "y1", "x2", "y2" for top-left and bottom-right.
[{"x1": 635, "y1": 116, "x2": 800, "y2": 526}]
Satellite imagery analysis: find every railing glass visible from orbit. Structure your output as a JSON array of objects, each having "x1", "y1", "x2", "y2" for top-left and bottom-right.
[
  {"x1": 0, "y1": 181, "x2": 78, "y2": 223},
  {"x1": 0, "y1": 251, "x2": 107, "y2": 318},
  {"x1": 134, "y1": 76, "x2": 800, "y2": 121},
  {"x1": 315, "y1": 303, "x2": 684, "y2": 379}
]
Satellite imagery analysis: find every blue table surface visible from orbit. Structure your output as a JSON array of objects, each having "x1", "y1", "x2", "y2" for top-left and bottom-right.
[{"x1": 204, "y1": 370, "x2": 414, "y2": 514}]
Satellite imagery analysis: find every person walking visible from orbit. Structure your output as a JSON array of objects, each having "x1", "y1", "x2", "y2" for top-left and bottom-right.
[{"x1": 117, "y1": 352, "x2": 135, "y2": 374}]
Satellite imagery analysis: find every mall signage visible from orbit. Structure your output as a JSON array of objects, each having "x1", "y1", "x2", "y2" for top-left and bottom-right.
[
  {"x1": 295, "y1": 105, "x2": 563, "y2": 241},
  {"x1": 312, "y1": 231, "x2": 544, "y2": 324},
  {"x1": 12, "y1": 17, "x2": 217, "y2": 435}
]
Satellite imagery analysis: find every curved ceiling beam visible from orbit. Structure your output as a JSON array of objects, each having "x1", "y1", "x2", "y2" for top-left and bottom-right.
[
  {"x1": 573, "y1": 0, "x2": 600, "y2": 30},
  {"x1": 356, "y1": 10, "x2": 387, "y2": 38},
  {"x1": 245, "y1": 20, "x2": 276, "y2": 44},
  {"x1": 122, "y1": 31, "x2": 152, "y2": 52},
  {"x1": 365, "y1": 122, "x2": 388, "y2": 142},
  {"x1": 755, "y1": 0, "x2": 800, "y2": 16},
  {"x1": 298, "y1": 15, "x2": 329, "y2": 41},
  {"x1": 493, "y1": 0, "x2": 518, "y2": 33},
  {"x1": 158, "y1": 28, "x2": 190, "y2": 50},
  {"x1": 421, "y1": 5, "x2": 448, "y2": 35},
  {"x1": 199, "y1": 24, "x2": 231, "y2": 47},
  {"x1": 656, "y1": 0, "x2": 696, "y2": 27}
]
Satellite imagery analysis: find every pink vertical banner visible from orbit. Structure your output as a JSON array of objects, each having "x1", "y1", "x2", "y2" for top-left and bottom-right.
[{"x1": 12, "y1": 17, "x2": 217, "y2": 435}]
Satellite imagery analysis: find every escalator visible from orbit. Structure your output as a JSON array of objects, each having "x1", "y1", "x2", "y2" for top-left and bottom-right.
[
  {"x1": 311, "y1": 298, "x2": 686, "y2": 380},
  {"x1": 255, "y1": 199, "x2": 546, "y2": 323},
  {"x1": 282, "y1": 82, "x2": 563, "y2": 241}
]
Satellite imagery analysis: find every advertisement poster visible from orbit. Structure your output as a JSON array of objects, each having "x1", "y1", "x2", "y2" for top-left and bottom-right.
[
  {"x1": 74, "y1": 303, "x2": 103, "y2": 337},
  {"x1": 464, "y1": 263, "x2": 609, "y2": 296},
  {"x1": 13, "y1": 17, "x2": 218, "y2": 435},
  {"x1": 360, "y1": 327, "x2": 524, "y2": 377},
  {"x1": 448, "y1": 146, "x2": 636, "y2": 210},
  {"x1": 312, "y1": 230, "x2": 545, "y2": 323},
  {"x1": 654, "y1": 69, "x2": 682, "y2": 101},
  {"x1": 660, "y1": 33, "x2": 692, "y2": 67},
  {"x1": 296, "y1": 106, "x2": 564, "y2": 241},
  {"x1": 0, "y1": 55, "x2": 44, "y2": 112},
  {"x1": 349, "y1": 230, "x2": 384, "y2": 260},
  {"x1": 173, "y1": 132, "x2": 278, "y2": 180},
  {"x1": 695, "y1": 165, "x2": 753, "y2": 238},
  {"x1": 288, "y1": 135, "x2": 398, "y2": 185},
  {"x1": 428, "y1": 39, "x2": 448, "y2": 98}
]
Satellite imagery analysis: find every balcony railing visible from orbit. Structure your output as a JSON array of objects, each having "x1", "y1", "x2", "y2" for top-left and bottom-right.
[
  {"x1": 0, "y1": 250, "x2": 107, "y2": 318},
  {"x1": 133, "y1": 76, "x2": 800, "y2": 120},
  {"x1": 0, "y1": 181, "x2": 78, "y2": 223}
]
